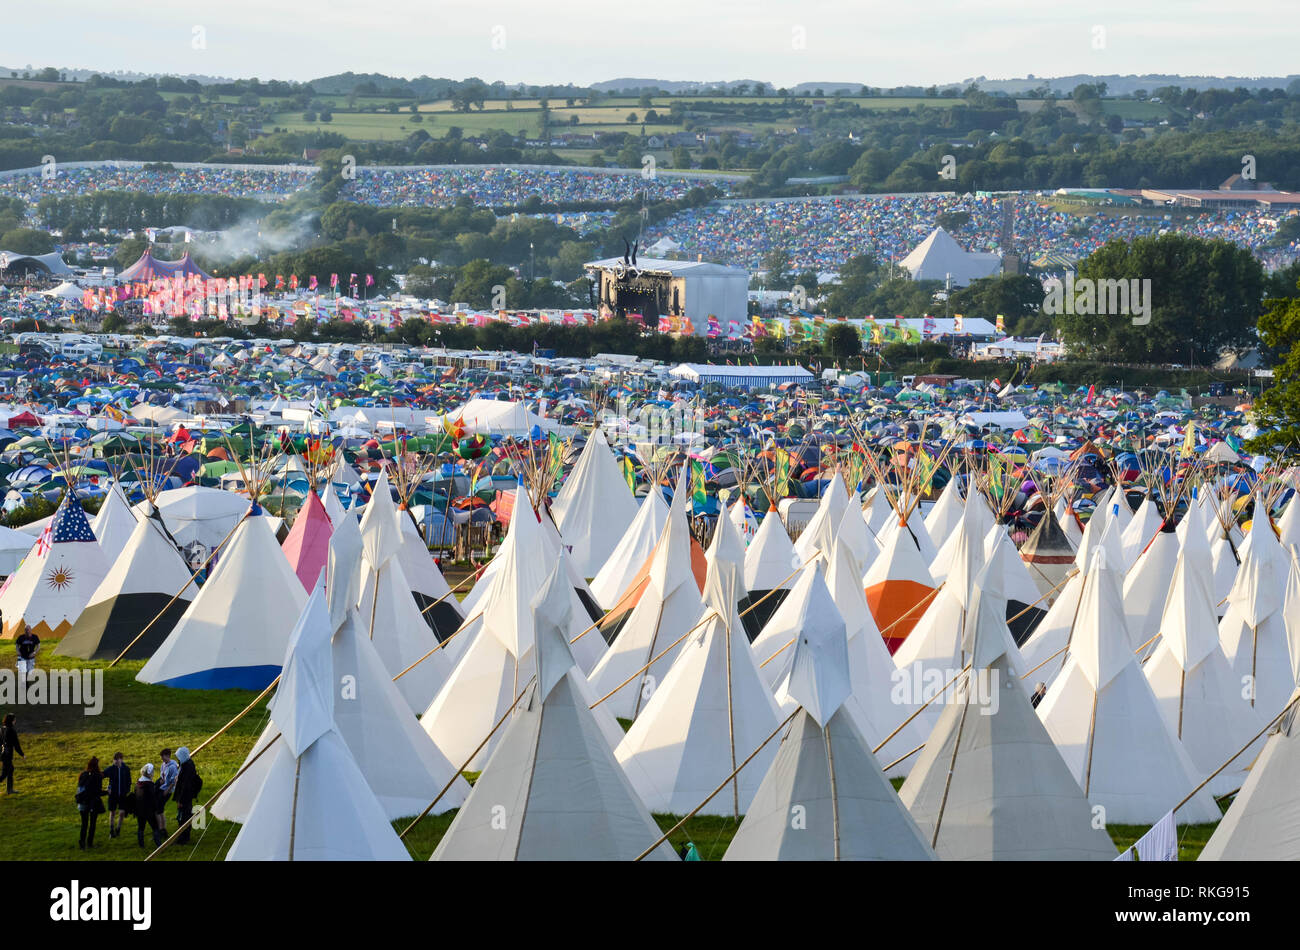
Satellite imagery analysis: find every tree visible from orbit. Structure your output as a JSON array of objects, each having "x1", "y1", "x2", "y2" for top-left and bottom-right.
[
  {"x1": 825, "y1": 322, "x2": 861, "y2": 360},
  {"x1": 947, "y1": 274, "x2": 1045, "y2": 334},
  {"x1": 672, "y1": 146, "x2": 691, "y2": 168},
  {"x1": 1058, "y1": 234, "x2": 1264, "y2": 364},
  {"x1": 1248, "y1": 294, "x2": 1300, "y2": 454},
  {"x1": 0, "y1": 228, "x2": 54, "y2": 254}
]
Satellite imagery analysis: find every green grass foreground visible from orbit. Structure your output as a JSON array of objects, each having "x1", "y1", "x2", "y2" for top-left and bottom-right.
[{"x1": 0, "y1": 643, "x2": 1221, "y2": 861}]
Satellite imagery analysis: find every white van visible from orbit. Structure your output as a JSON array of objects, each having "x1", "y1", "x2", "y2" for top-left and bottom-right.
[{"x1": 61, "y1": 340, "x2": 103, "y2": 359}]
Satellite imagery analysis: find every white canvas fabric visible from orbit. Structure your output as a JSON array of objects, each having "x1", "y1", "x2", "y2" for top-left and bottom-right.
[
  {"x1": 863, "y1": 485, "x2": 894, "y2": 536},
  {"x1": 1037, "y1": 538, "x2": 1221, "y2": 825},
  {"x1": 616, "y1": 567, "x2": 782, "y2": 816},
  {"x1": 924, "y1": 477, "x2": 964, "y2": 549},
  {"x1": 724, "y1": 706, "x2": 937, "y2": 861},
  {"x1": 431, "y1": 564, "x2": 674, "y2": 861},
  {"x1": 421, "y1": 492, "x2": 620, "y2": 769},
  {"x1": 1219, "y1": 509, "x2": 1296, "y2": 722},
  {"x1": 225, "y1": 582, "x2": 409, "y2": 862},
  {"x1": 137, "y1": 512, "x2": 305, "y2": 688},
  {"x1": 590, "y1": 490, "x2": 669, "y2": 610},
  {"x1": 744, "y1": 506, "x2": 800, "y2": 592},
  {"x1": 551, "y1": 429, "x2": 638, "y2": 579},
  {"x1": 586, "y1": 468, "x2": 705, "y2": 721},
  {"x1": 91, "y1": 480, "x2": 137, "y2": 562},
  {"x1": 900, "y1": 559, "x2": 1117, "y2": 860},
  {"x1": 1199, "y1": 690, "x2": 1300, "y2": 860},
  {"x1": 1056, "y1": 497, "x2": 1084, "y2": 549},
  {"x1": 1122, "y1": 525, "x2": 1181, "y2": 657},
  {"x1": 793, "y1": 472, "x2": 849, "y2": 566},
  {"x1": 1121, "y1": 497, "x2": 1163, "y2": 570},
  {"x1": 1143, "y1": 506, "x2": 1264, "y2": 797}
]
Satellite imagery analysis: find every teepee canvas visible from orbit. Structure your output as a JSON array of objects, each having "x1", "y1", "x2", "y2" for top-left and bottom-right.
[
  {"x1": 57, "y1": 501, "x2": 196, "y2": 661},
  {"x1": 0, "y1": 491, "x2": 110, "y2": 640},
  {"x1": 550, "y1": 429, "x2": 638, "y2": 579},
  {"x1": 432, "y1": 563, "x2": 674, "y2": 861},
  {"x1": 725, "y1": 570, "x2": 935, "y2": 862},
  {"x1": 900, "y1": 559, "x2": 1117, "y2": 860}
]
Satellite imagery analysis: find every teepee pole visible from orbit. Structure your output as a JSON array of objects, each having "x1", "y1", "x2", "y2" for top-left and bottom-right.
[
  {"x1": 399, "y1": 675, "x2": 535, "y2": 840},
  {"x1": 824, "y1": 723, "x2": 841, "y2": 861},
  {"x1": 418, "y1": 571, "x2": 477, "y2": 616},
  {"x1": 589, "y1": 611, "x2": 716, "y2": 710},
  {"x1": 871, "y1": 663, "x2": 971, "y2": 755},
  {"x1": 288, "y1": 756, "x2": 301, "y2": 861},
  {"x1": 634, "y1": 707, "x2": 799, "y2": 862},
  {"x1": 145, "y1": 731, "x2": 282, "y2": 861},
  {"x1": 107, "y1": 511, "x2": 248, "y2": 667},
  {"x1": 1082, "y1": 690, "x2": 1099, "y2": 797},
  {"x1": 191, "y1": 675, "x2": 280, "y2": 757},
  {"x1": 930, "y1": 668, "x2": 974, "y2": 849},
  {"x1": 1172, "y1": 692, "x2": 1300, "y2": 815}
]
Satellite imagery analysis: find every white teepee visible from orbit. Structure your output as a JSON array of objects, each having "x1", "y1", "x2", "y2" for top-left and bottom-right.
[
  {"x1": 550, "y1": 428, "x2": 638, "y2": 579},
  {"x1": 1036, "y1": 524, "x2": 1221, "y2": 825},
  {"x1": 724, "y1": 565, "x2": 936, "y2": 862},
  {"x1": 900, "y1": 559, "x2": 1118, "y2": 860},
  {"x1": 225, "y1": 582, "x2": 410, "y2": 861},
  {"x1": 431, "y1": 563, "x2": 675, "y2": 861}
]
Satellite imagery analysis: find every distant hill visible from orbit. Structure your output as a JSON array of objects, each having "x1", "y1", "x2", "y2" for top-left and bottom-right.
[
  {"x1": 4, "y1": 66, "x2": 1299, "y2": 98},
  {"x1": 962, "y1": 74, "x2": 1300, "y2": 95}
]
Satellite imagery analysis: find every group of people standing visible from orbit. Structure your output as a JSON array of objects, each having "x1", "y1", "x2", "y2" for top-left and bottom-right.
[{"x1": 74, "y1": 747, "x2": 201, "y2": 850}]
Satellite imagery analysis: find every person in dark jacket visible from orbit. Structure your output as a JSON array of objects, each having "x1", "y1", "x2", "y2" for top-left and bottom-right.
[
  {"x1": 14, "y1": 628, "x2": 39, "y2": 683},
  {"x1": 76, "y1": 757, "x2": 106, "y2": 849},
  {"x1": 103, "y1": 752, "x2": 131, "y2": 839},
  {"x1": 134, "y1": 764, "x2": 160, "y2": 848},
  {"x1": 0, "y1": 713, "x2": 22, "y2": 794},
  {"x1": 173, "y1": 746, "x2": 199, "y2": 844}
]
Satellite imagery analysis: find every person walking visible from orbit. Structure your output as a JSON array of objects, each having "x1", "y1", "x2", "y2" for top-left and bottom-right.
[
  {"x1": 173, "y1": 747, "x2": 201, "y2": 844},
  {"x1": 133, "y1": 764, "x2": 160, "y2": 848},
  {"x1": 76, "y1": 757, "x2": 106, "y2": 850},
  {"x1": 14, "y1": 627, "x2": 39, "y2": 684},
  {"x1": 0, "y1": 713, "x2": 21, "y2": 794},
  {"x1": 103, "y1": 752, "x2": 131, "y2": 839},
  {"x1": 156, "y1": 748, "x2": 178, "y2": 834}
]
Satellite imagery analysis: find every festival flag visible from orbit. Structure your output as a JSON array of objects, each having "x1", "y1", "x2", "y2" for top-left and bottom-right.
[
  {"x1": 365, "y1": 274, "x2": 375, "y2": 287},
  {"x1": 690, "y1": 459, "x2": 707, "y2": 510},
  {"x1": 954, "y1": 313, "x2": 964, "y2": 333},
  {"x1": 620, "y1": 454, "x2": 637, "y2": 492},
  {"x1": 309, "y1": 275, "x2": 318, "y2": 291},
  {"x1": 330, "y1": 273, "x2": 339, "y2": 288},
  {"x1": 996, "y1": 313, "x2": 1005, "y2": 333},
  {"x1": 1181, "y1": 421, "x2": 1197, "y2": 457},
  {"x1": 775, "y1": 447, "x2": 792, "y2": 498}
]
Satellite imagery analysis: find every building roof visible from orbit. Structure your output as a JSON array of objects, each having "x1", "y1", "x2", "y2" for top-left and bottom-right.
[
  {"x1": 0, "y1": 249, "x2": 74, "y2": 277},
  {"x1": 586, "y1": 256, "x2": 748, "y2": 278},
  {"x1": 670, "y1": 363, "x2": 814, "y2": 383}
]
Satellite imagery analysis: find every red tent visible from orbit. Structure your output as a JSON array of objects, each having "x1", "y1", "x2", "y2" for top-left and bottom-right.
[
  {"x1": 8, "y1": 411, "x2": 41, "y2": 428},
  {"x1": 117, "y1": 249, "x2": 211, "y2": 283}
]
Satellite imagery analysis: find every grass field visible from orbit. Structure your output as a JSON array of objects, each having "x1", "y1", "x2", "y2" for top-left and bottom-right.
[{"x1": 0, "y1": 640, "x2": 1224, "y2": 861}]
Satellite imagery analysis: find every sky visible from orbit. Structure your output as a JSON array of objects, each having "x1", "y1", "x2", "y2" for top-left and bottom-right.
[{"x1": 3, "y1": 0, "x2": 1299, "y2": 87}]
